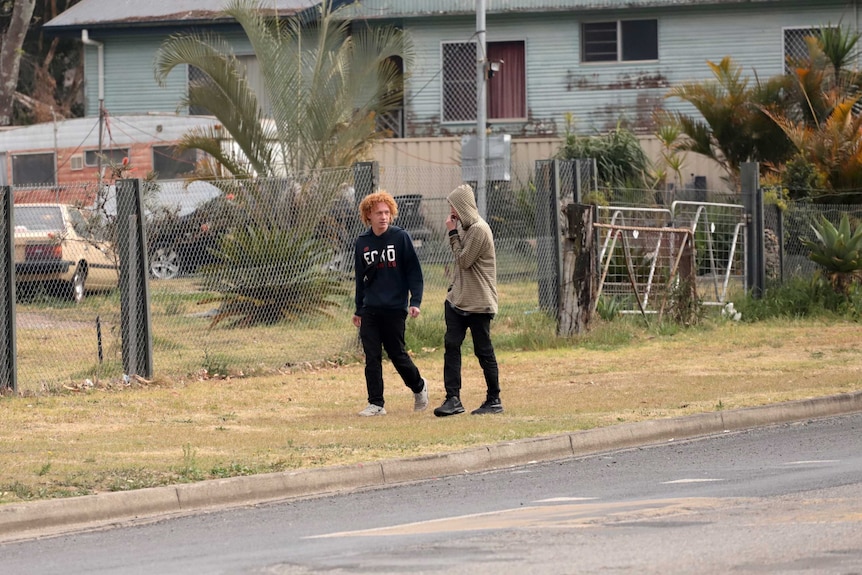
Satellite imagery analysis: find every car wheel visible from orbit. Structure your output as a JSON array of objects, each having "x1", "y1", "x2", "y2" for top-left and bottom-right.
[
  {"x1": 150, "y1": 245, "x2": 182, "y2": 280},
  {"x1": 68, "y1": 266, "x2": 86, "y2": 304}
]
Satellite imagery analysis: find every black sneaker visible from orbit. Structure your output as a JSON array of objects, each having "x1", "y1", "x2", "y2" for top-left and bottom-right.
[
  {"x1": 471, "y1": 397, "x2": 503, "y2": 415},
  {"x1": 434, "y1": 396, "x2": 465, "y2": 417}
]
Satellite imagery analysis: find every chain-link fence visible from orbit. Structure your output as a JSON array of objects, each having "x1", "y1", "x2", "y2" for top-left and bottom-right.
[
  {"x1": 5, "y1": 162, "x2": 549, "y2": 393},
  {"x1": 768, "y1": 200, "x2": 862, "y2": 283},
  {"x1": 6, "y1": 162, "x2": 861, "y2": 393}
]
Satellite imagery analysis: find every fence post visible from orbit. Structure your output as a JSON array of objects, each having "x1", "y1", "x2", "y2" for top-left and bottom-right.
[
  {"x1": 741, "y1": 162, "x2": 765, "y2": 298},
  {"x1": 353, "y1": 161, "x2": 379, "y2": 201},
  {"x1": 116, "y1": 178, "x2": 153, "y2": 379},
  {"x1": 534, "y1": 159, "x2": 562, "y2": 315},
  {"x1": 0, "y1": 186, "x2": 16, "y2": 393},
  {"x1": 775, "y1": 204, "x2": 785, "y2": 285},
  {"x1": 559, "y1": 203, "x2": 596, "y2": 336}
]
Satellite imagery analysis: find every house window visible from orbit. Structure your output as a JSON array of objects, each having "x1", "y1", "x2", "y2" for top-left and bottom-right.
[
  {"x1": 84, "y1": 148, "x2": 129, "y2": 167},
  {"x1": 188, "y1": 65, "x2": 212, "y2": 116},
  {"x1": 442, "y1": 42, "x2": 476, "y2": 122},
  {"x1": 11, "y1": 153, "x2": 55, "y2": 186},
  {"x1": 188, "y1": 59, "x2": 270, "y2": 116},
  {"x1": 784, "y1": 27, "x2": 822, "y2": 73},
  {"x1": 582, "y1": 20, "x2": 658, "y2": 63},
  {"x1": 442, "y1": 40, "x2": 526, "y2": 123},
  {"x1": 153, "y1": 146, "x2": 198, "y2": 180},
  {"x1": 237, "y1": 55, "x2": 272, "y2": 116}
]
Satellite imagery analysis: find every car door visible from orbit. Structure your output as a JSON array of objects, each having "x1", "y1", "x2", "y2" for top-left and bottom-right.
[{"x1": 65, "y1": 206, "x2": 119, "y2": 290}]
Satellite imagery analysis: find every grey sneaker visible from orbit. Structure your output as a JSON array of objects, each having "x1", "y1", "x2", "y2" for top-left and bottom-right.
[
  {"x1": 413, "y1": 378, "x2": 429, "y2": 412},
  {"x1": 358, "y1": 404, "x2": 386, "y2": 417}
]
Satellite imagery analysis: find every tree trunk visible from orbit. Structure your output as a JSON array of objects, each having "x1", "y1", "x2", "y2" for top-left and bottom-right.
[
  {"x1": 558, "y1": 203, "x2": 596, "y2": 336},
  {"x1": 0, "y1": 0, "x2": 37, "y2": 126}
]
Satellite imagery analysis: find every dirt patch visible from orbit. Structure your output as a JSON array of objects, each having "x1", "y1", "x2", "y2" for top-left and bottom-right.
[{"x1": 16, "y1": 312, "x2": 94, "y2": 330}]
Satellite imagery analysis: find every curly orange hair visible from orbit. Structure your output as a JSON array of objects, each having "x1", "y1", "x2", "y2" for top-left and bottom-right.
[{"x1": 358, "y1": 190, "x2": 399, "y2": 226}]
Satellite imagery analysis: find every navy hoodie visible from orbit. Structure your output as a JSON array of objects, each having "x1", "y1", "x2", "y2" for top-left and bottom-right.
[{"x1": 354, "y1": 225, "x2": 424, "y2": 315}]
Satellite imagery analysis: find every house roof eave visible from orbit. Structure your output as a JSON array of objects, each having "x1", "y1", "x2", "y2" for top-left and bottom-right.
[{"x1": 43, "y1": 0, "x2": 358, "y2": 36}]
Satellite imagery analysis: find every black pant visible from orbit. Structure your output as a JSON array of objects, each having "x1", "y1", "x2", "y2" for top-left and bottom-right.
[
  {"x1": 359, "y1": 308, "x2": 423, "y2": 407},
  {"x1": 443, "y1": 301, "x2": 499, "y2": 400}
]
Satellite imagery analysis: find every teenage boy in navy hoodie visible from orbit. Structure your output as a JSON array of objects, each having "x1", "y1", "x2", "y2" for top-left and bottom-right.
[{"x1": 353, "y1": 191, "x2": 428, "y2": 416}]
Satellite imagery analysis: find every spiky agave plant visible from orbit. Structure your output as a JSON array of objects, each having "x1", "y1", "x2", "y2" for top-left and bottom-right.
[
  {"x1": 198, "y1": 225, "x2": 350, "y2": 328},
  {"x1": 800, "y1": 213, "x2": 862, "y2": 294}
]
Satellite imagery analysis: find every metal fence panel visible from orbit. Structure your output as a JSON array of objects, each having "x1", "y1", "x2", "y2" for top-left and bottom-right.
[{"x1": 593, "y1": 188, "x2": 747, "y2": 312}]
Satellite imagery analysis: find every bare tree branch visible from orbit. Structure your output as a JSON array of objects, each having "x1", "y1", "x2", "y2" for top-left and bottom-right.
[{"x1": 0, "y1": 0, "x2": 37, "y2": 125}]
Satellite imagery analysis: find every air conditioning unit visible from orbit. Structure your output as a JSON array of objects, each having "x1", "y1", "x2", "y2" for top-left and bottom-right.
[
  {"x1": 70, "y1": 154, "x2": 84, "y2": 171},
  {"x1": 461, "y1": 134, "x2": 511, "y2": 182}
]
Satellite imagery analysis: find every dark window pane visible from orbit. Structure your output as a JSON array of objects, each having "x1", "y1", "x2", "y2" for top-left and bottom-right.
[
  {"x1": 621, "y1": 20, "x2": 658, "y2": 61},
  {"x1": 583, "y1": 22, "x2": 618, "y2": 62},
  {"x1": 188, "y1": 65, "x2": 213, "y2": 116},
  {"x1": 85, "y1": 148, "x2": 129, "y2": 167},
  {"x1": 11, "y1": 153, "x2": 55, "y2": 186},
  {"x1": 153, "y1": 146, "x2": 198, "y2": 180}
]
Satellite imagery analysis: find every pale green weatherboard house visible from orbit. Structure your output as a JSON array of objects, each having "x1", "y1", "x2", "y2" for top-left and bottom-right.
[
  {"x1": 36, "y1": 0, "x2": 862, "y2": 192},
  {"x1": 43, "y1": 0, "x2": 862, "y2": 138}
]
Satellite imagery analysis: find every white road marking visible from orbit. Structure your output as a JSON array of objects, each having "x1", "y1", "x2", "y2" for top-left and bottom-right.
[
  {"x1": 305, "y1": 497, "x2": 731, "y2": 539},
  {"x1": 662, "y1": 478, "x2": 724, "y2": 484},
  {"x1": 535, "y1": 497, "x2": 597, "y2": 502}
]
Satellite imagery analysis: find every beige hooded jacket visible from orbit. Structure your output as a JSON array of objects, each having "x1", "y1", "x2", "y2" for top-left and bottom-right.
[{"x1": 446, "y1": 184, "x2": 498, "y2": 315}]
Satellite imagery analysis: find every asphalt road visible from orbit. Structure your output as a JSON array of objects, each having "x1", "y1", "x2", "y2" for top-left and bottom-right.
[{"x1": 2, "y1": 412, "x2": 861, "y2": 574}]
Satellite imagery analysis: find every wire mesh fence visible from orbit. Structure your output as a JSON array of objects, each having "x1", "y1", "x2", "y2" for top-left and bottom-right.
[
  {"x1": 6, "y1": 162, "x2": 550, "y2": 393},
  {"x1": 6, "y1": 163, "x2": 862, "y2": 394},
  {"x1": 770, "y1": 201, "x2": 862, "y2": 282}
]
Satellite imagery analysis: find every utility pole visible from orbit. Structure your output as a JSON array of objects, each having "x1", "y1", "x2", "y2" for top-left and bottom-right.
[
  {"x1": 82, "y1": 30, "x2": 104, "y2": 187},
  {"x1": 475, "y1": 0, "x2": 487, "y2": 218}
]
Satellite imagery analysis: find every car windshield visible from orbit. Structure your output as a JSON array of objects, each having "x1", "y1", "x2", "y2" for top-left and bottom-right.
[{"x1": 14, "y1": 206, "x2": 64, "y2": 232}]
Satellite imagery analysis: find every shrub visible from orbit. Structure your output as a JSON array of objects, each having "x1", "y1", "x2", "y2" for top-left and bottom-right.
[{"x1": 800, "y1": 213, "x2": 862, "y2": 295}]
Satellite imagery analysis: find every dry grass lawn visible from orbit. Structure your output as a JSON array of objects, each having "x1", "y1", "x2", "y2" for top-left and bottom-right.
[{"x1": 1, "y1": 318, "x2": 861, "y2": 505}]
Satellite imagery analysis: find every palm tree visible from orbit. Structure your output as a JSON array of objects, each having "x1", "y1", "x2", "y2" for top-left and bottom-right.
[
  {"x1": 154, "y1": 0, "x2": 413, "y2": 177},
  {"x1": 764, "y1": 24, "x2": 862, "y2": 199},
  {"x1": 665, "y1": 56, "x2": 794, "y2": 189},
  {"x1": 153, "y1": 0, "x2": 414, "y2": 327},
  {"x1": 763, "y1": 92, "x2": 862, "y2": 200}
]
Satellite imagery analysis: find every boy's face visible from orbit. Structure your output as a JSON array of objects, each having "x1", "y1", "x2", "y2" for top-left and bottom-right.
[{"x1": 370, "y1": 201, "x2": 391, "y2": 236}]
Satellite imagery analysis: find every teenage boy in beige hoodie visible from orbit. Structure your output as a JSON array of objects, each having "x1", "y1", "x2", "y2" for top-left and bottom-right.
[{"x1": 433, "y1": 184, "x2": 502, "y2": 416}]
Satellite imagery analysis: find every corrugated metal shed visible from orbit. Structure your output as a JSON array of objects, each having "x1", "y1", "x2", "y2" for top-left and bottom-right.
[
  {"x1": 0, "y1": 115, "x2": 219, "y2": 152},
  {"x1": 44, "y1": 0, "x2": 320, "y2": 31}
]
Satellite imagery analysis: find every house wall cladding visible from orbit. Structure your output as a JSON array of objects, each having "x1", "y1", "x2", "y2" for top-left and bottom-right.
[
  {"x1": 401, "y1": 2, "x2": 859, "y2": 136},
  {"x1": 83, "y1": 31, "x2": 255, "y2": 117},
  {"x1": 81, "y1": 1, "x2": 858, "y2": 133}
]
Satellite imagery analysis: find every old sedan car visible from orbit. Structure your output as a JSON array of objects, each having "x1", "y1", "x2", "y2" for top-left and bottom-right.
[
  {"x1": 146, "y1": 192, "x2": 243, "y2": 279},
  {"x1": 14, "y1": 203, "x2": 119, "y2": 303}
]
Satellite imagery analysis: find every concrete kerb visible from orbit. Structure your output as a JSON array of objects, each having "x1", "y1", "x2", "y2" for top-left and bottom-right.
[{"x1": 1, "y1": 390, "x2": 861, "y2": 541}]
